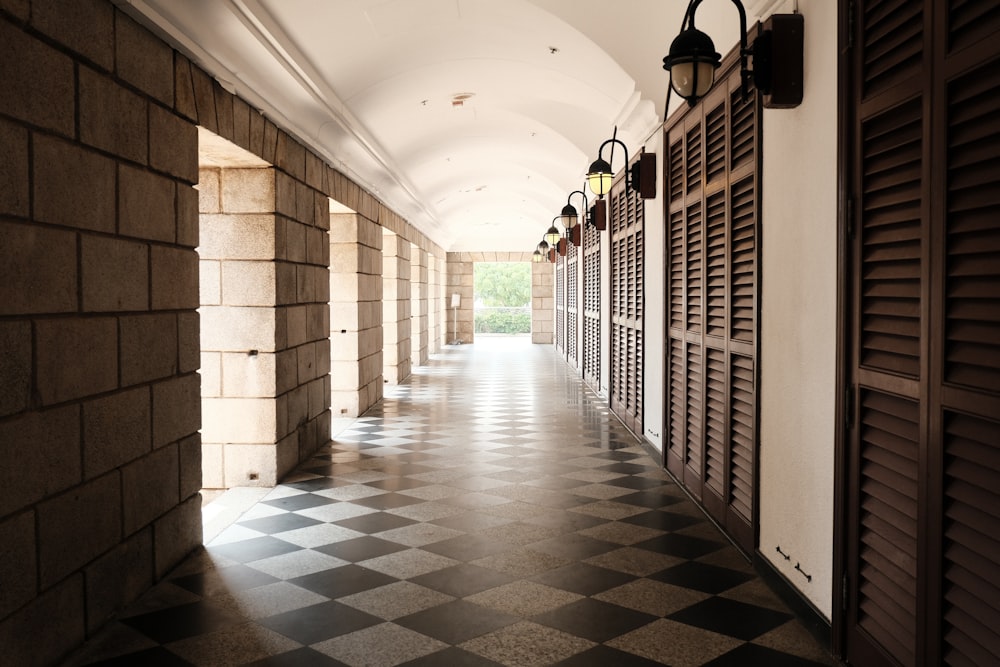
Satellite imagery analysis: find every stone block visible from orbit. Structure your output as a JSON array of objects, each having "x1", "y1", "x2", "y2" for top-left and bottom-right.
[
  {"x1": 153, "y1": 494, "x2": 201, "y2": 579},
  {"x1": 331, "y1": 273, "x2": 360, "y2": 303},
  {"x1": 295, "y1": 263, "x2": 317, "y2": 303},
  {"x1": 36, "y1": 317, "x2": 117, "y2": 405},
  {"x1": 276, "y1": 432, "x2": 300, "y2": 480},
  {"x1": 307, "y1": 303, "x2": 328, "y2": 341},
  {"x1": 191, "y1": 65, "x2": 218, "y2": 133},
  {"x1": 275, "y1": 349, "x2": 298, "y2": 395},
  {"x1": 198, "y1": 168, "x2": 222, "y2": 213},
  {"x1": 286, "y1": 305, "x2": 309, "y2": 348},
  {"x1": 120, "y1": 313, "x2": 178, "y2": 386},
  {"x1": 0, "y1": 574, "x2": 84, "y2": 667},
  {"x1": 0, "y1": 118, "x2": 29, "y2": 217},
  {"x1": 0, "y1": 407, "x2": 80, "y2": 517},
  {"x1": 0, "y1": 16, "x2": 74, "y2": 137},
  {"x1": 307, "y1": 226, "x2": 327, "y2": 266},
  {"x1": 221, "y1": 260, "x2": 275, "y2": 306},
  {"x1": 275, "y1": 261, "x2": 297, "y2": 306},
  {"x1": 307, "y1": 377, "x2": 325, "y2": 419},
  {"x1": 151, "y1": 246, "x2": 199, "y2": 311},
  {"x1": 200, "y1": 260, "x2": 221, "y2": 305},
  {"x1": 81, "y1": 235, "x2": 148, "y2": 312},
  {"x1": 361, "y1": 273, "x2": 383, "y2": 301},
  {"x1": 83, "y1": 528, "x2": 153, "y2": 634},
  {"x1": 222, "y1": 168, "x2": 275, "y2": 214},
  {"x1": 275, "y1": 133, "x2": 307, "y2": 182},
  {"x1": 330, "y1": 243, "x2": 359, "y2": 273},
  {"x1": 214, "y1": 87, "x2": 234, "y2": 143},
  {"x1": 330, "y1": 332, "x2": 359, "y2": 363},
  {"x1": 297, "y1": 343, "x2": 316, "y2": 383},
  {"x1": 122, "y1": 444, "x2": 179, "y2": 534},
  {"x1": 273, "y1": 171, "x2": 297, "y2": 218},
  {"x1": 202, "y1": 397, "x2": 276, "y2": 444},
  {"x1": 150, "y1": 104, "x2": 199, "y2": 184},
  {"x1": 152, "y1": 373, "x2": 201, "y2": 448},
  {"x1": 0, "y1": 321, "x2": 30, "y2": 417},
  {"x1": 315, "y1": 338, "x2": 331, "y2": 377},
  {"x1": 201, "y1": 443, "x2": 224, "y2": 489},
  {"x1": 33, "y1": 135, "x2": 115, "y2": 233},
  {"x1": 295, "y1": 181, "x2": 315, "y2": 227},
  {"x1": 177, "y1": 184, "x2": 199, "y2": 248},
  {"x1": 200, "y1": 352, "x2": 222, "y2": 397},
  {"x1": 305, "y1": 152, "x2": 324, "y2": 191},
  {"x1": 286, "y1": 220, "x2": 307, "y2": 263},
  {"x1": 38, "y1": 472, "x2": 121, "y2": 588},
  {"x1": 329, "y1": 214, "x2": 359, "y2": 244},
  {"x1": 330, "y1": 390, "x2": 360, "y2": 418},
  {"x1": 178, "y1": 434, "x2": 202, "y2": 499},
  {"x1": 0, "y1": 511, "x2": 37, "y2": 619},
  {"x1": 119, "y1": 163, "x2": 175, "y2": 242},
  {"x1": 178, "y1": 312, "x2": 200, "y2": 373},
  {"x1": 330, "y1": 302, "x2": 360, "y2": 332},
  {"x1": 83, "y1": 386, "x2": 151, "y2": 480},
  {"x1": 283, "y1": 385, "x2": 309, "y2": 436},
  {"x1": 198, "y1": 213, "x2": 276, "y2": 260},
  {"x1": 115, "y1": 11, "x2": 173, "y2": 105},
  {"x1": 221, "y1": 443, "x2": 277, "y2": 487},
  {"x1": 32, "y1": 0, "x2": 113, "y2": 69},
  {"x1": 79, "y1": 66, "x2": 148, "y2": 164},
  {"x1": 231, "y1": 97, "x2": 251, "y2": 152},
  {"x1": 222, "y1": 351, "x2": 276, "y2": 397},
  {"x1": 0, "y1": 0, "x2": 29, "y2": 20}
]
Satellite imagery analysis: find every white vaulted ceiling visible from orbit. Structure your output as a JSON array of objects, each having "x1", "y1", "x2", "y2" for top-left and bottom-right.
[{"x1": 117, "y1": 0, "x2": 750, "y2": 251}]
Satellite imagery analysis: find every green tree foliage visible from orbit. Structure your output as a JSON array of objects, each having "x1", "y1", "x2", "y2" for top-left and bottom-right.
[{"x1": 474, "y1": 262, "x2": 531, "y2": 307}]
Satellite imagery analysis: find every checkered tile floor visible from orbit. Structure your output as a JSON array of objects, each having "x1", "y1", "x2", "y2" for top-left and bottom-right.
[{"x1": 65, "y1": 338, "x2": 839, "y2": 666}]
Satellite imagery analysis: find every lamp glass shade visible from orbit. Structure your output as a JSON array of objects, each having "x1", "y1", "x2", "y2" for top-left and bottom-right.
[
  {"x1": 559, "y1": 204, "x2": 578, "y2": 230},
  {"x1": 663, "y1": 27, "x2": 721, "y2": 101},
  {"x1": 544, "y1": 225, "x2": 561, "y2": 246},
  {"x1": 586, "y1": 157, "x2": 614, "y2": 196},
  {"x1": 531, "y1": 249, "x2": 544, "y2": 263},
  {"x1": 537, "y1": 240, "x2": 549, "y2": 253}
]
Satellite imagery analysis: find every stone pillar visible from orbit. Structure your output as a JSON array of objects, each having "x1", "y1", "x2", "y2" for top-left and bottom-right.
[
  {"x1": 446, "y1": 253, "x2": 475, "y2": 344},
  {"x1": 532, "y1": 261, "x2": 555, "y2": 344},
  {"x1": 382, "y1": 230, "x2": 411, "y2": 383},
  {"x1": 410, "y1": 245, "x2": 428, "y2": 366},
  {"x1": 427, "y1": 254, "x2": 439, "y2": 355},
  {"x1": 330, "y1": 212, "x2": 383, "y2": 417},
  {"x1": 199, "y1": 166, "x2": 330, "y2": 488}
]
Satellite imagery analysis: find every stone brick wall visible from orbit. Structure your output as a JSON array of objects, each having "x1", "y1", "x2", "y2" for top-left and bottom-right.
[
  {"x1": 533, "y1": 261, "x2": 556, "y2": 344},
  {"x1": 383, "y1": 231, "x2": 412, "y2": 383},
  {"x1": 446, "y1": 254, "x2": 475, "y2": 344},
  {"x1": 410, "y1": 245, "x2": 429, "y2": 366},
  {"x1": 0, "y1": 5, "x2": 200, "y2": 664},
  {"x1": 330, "y1": 212, "x2": 383, "y2": 417}
]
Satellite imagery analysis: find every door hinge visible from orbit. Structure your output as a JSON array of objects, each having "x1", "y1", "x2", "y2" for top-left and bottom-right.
[{"x1": 844, "y1": 384, "x2": 855, "y2": 430}]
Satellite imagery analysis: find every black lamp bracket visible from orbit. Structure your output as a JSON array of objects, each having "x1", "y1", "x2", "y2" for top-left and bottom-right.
[
  {"x1": 682, "y1": 0, "x2": 753, "y2": 99},
  {"x1": 596, "y1": 126, "x2": 639, "y2": 193},
  {"x1": 567, "y1": 189, "x2": 591, "y2": 228}
]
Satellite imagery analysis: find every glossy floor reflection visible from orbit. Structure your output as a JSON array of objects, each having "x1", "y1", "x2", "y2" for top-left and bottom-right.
[{"x1": 65, "y1": 338, "x2": 839, "y2": 666}]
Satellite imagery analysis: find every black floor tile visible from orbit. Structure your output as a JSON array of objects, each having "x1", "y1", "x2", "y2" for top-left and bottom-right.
[
  {"x1": 604, "y1": 476, "x2": 672, "y2": 490},
  {"x1": 524, "y1": 510, "x2": 608, "y2": 533},
  {"x1": 313, "y1": 535, "x2": 410, "y2": 562},
  {"x1": 243, "y1": 647, "x2": 351, "y2": 666},
  {"x1": 532, "y1": 597, "x2": 657, "y2": 643},
  {"x1": 421, "y1": 534, "x2": 512, "y2": 561},
  {"x1": 396, "y1": 600, "x2": 519, "y2": 644},
  {"x1": 79, "y1": 647, "x2": 195, "y2": 666},
  {"x1": 621, "y1": 510, "x2": 704, "y2": 531},
  {"x1": 121, "y1": 601, "x2": 245, "y2": 643},
  {"x1": 632, "y1": 532, "x2": 726, "y2": 559},
  {"x1": 552, "y1": 645, "x2": 667, "y2": 666},
  {"x1": 614, "y1": 490, "x2": 685, "y2": 509},
  {"x1": 667, "y1": 597, "x2": 793, "y2": 640},
  {"x1": 348, "y1": 492, "x2": 425, "y2": 510},
  {"x1": 205, "y1": 535, "x2": 303, "y2": 563},
  {"x1": 169, "y1": 563, "x2": 279, "y2": 597},
  {"x1": 365, "y1": 477, "x2": 434, "y2": 491},
  {"x1": 597, "y1": 461, "x2": 651, "y2": 475},
  {"x1": 703, "y1": 643, "x2": 834, "y2": 667},
  {"x1": 259, "y1": 600, "x2": 382, "y2": 644},
  {"x1": 649, "y1": 561, "x2": 756, "y2": 594},
  {"x1": 409, "y1": 563, "x2": 516, "y2": 597},
  {"x1": 529, "y1": 533, "x2": 618, "y2": 560},
  {"x1": 530, "y1": 562, "x2": 636, "y2": 596},
  {"x1": 237, "y1": 512, "x2": 323, "y2": 534},
  {"x1": 334, "y1": 511, "x2": 418, "y2": 534},
  {"x1": 289, "y1": 564, "x2": 398, "y2": 598},
  {"x1": 284, "y1": 478, "x2": 351, "y2": 492},
  {"x1": 260, "y1": 493, "x2": 338, "y2": 511},
  {"x1": 398, "y1": 647, "x2": 505, "y2": 666}
]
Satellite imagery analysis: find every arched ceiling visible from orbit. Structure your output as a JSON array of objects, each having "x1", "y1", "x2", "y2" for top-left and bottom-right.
[{"x1": 118, "y1": 0, "x2": 756, "y2": 251}]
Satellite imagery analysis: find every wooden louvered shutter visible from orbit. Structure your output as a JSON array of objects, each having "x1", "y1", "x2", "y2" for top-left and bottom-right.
[
  {"x1": 583, "y1": 221, "x2": 601, "y2": 388},
  {"x1": 841, "y1": 2, "x2": 1000, "y2": 664},
  {"x1": 609, "y1": 164, "x2": 644, "y2": 436},
  {"x1": 665, "y1": 56, "x2": 760, "y2": 553},
  {"x1": 555, "y1": 253, "x2": 565, "y2": 353},
  {"x1": 567, "y1": 241, "x2": 579, "y2": 365}
]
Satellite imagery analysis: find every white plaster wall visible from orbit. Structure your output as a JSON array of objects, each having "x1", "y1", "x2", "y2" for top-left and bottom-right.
[
  {"x1": 641, "y1": 131, "x2": 665, "y2": 452},
  {"x1": 757, "y1": 0, "x2": 838, "y2": 619}
]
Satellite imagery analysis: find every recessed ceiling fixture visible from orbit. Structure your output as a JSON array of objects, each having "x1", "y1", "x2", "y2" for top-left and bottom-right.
[{"x1": 451, "y1": 92, "x2": 475, "y2": 107}]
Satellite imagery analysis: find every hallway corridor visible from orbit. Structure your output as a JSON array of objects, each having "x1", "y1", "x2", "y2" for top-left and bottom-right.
[{"x1": 65, "y1": 339, "x2": 837, "y2": 667}]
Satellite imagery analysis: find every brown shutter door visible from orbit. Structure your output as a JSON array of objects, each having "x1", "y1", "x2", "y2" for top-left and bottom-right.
[
  {"x1": 556, "y1": 253, "x2": 565, "y2": 352},
  {"x1": 840, "y1": 1, "x2": 1000, "y2": 664},
  {"x1": 567, "y1": 242, "x2": 578, "y2": 364},
  {"x1": 583, "y1": 222, "x2": 601, "y2": 388},
  {"x1": 664, "y1": 62, "x2": 759, "y2": 553}
]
